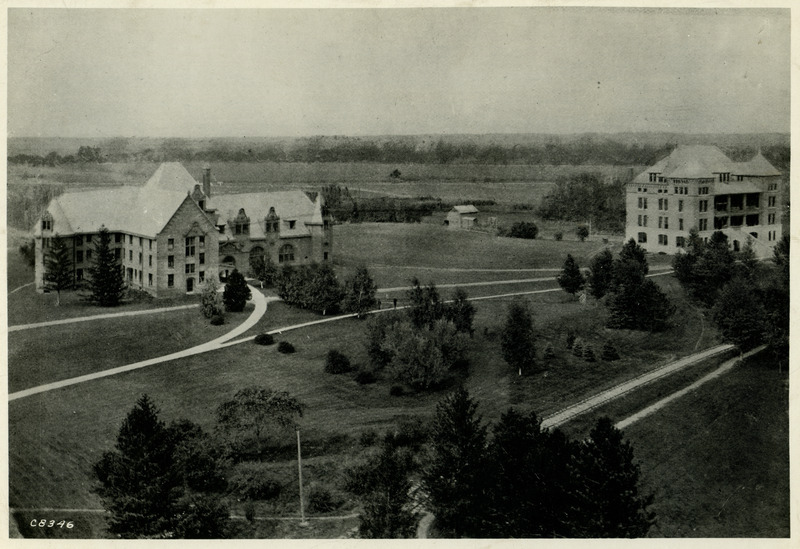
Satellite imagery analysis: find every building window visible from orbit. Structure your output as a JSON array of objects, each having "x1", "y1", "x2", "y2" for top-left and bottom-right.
[
  {"x1": 699, "y1": 200, "x2": 708, "y2": 213},
  {"x1": 199, "y1": 271, "x2": 205, "y2": 283},
  {"x1": 719, "y1": 173, "x2": 730, "y2": 182},
  {"x1": 676, "y1": 236, "x2": 686, "y2": 248},
  {"x1": 139, "y1": 237, "x2": 143, "y2": 247},
  {"x1": 148, "y1": 273, "x2": 153, "y2": 286},
  {"x1": 637, "y1": 232, "x2": 647, "y2": 243},
  {"x1": 643, "y1": 198, "x2": 647, "y2": 209},
  {"x1": 129, "y1": 250, "x2": 133, "y2": 261},
  {"x1": 149, "y1": 239, "x2": 153, "y2": 250},
  {"x1": 185, "y1": 237, "x2": 196, "y2": 257},
  {"x1": 643, "y1": 215, "x2": 648, "y2": 227},
  {"x1": 649, "y1": 173, "x2": 658, "y2": 182},
  {"x1": 324, "y1": 252, "x2": 329, "y2": 261},
  {"x1": 768, "y1": 183, "x2": 778, "y2": 191},
  {"x1": 168, "y1": 238, "x2": 174, "y2": 251},
  {"x1": 699, "y1": 219, "x2": 708, "y2": 231},
  {"x1": 168, "y1": 274, "x2": 174, "y2": 287},
  {"x1": 288, "y1": 220, "x2": 296, "y2": 229},
  {"x1": 115, "y1": 248, "x2": 121, "y2": 260},
  {"x1": 658, "y1": 217, "x2": 662, "y2": 229},
  {"x1": 115, "y1": 233, "x2": 122, "y2": 243},
  {"x1": 76, "y1": 268, "x2": 83, "y2": 281},
  {"x1": 664, "y1": 217, "x2": 669, "y2": 229},
  {"x1": 768, "y1": 213, "x2": 776, "y2": 224},
  {"x1": 768, "y1": 196, "x2": 777, "y2": 207},
  {"x1": 637, "y1": 215, "x2": 642, "y2": 227},
  {"x1": 42, "y1": 219, "x2": 52, "y2": 231},
  {"x1": 76, "y1": 250, "x2": 84, "y2": 263},
  {"x1": 658, "y1": 234, "x2": 668, "y2": 245},
  {"x1": 127, "y1": 267, "x2": 133, "y2": 280},
  {"x1": 199, "y1": 235, "x2": 205, "y2": 248},
  {"x1": 279, "y1": 244, "x2": 295, "y2": 263},
  {"x1": 199, "y1": 252, "x2": 205, "y2": 265},
  {"x1": 185, "y1": 263, "x2": 195, "y2": 274},
  {"x1": 86, "y1": 249, "x2": 93, "y2": 261},
  {"x1": 678, "y1": 200, "x2": 683, "y2": 212},
  {"x1": 679, "y1": 218, "x2": 684, "y2": 230},
  {"x1": 638, "y1": 197, "x2": 643, "y2": 209},
  {"x1": 168, "y1": 255, "x2": 174, "y2": 268},
  {"x1": 75, "y1": 236, "x2": 83, "y2": 246},
  {"x1": 149, "y1": 255, "x2": 152, "y2": 267},
  {"x1": 139, "y1": 252, "x2": 143, "y2": 264},
  {"x1": 129, "y1": 235, "x2": 133, "y2": 244}
]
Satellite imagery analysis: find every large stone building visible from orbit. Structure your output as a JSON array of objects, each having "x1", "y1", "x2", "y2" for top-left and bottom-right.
[
  {"x1": 625, "y1": 145, "x2": 783, "y2": 258},
  {"x1": 33, "y1": 163, "x2": 334, "y2": 297}
]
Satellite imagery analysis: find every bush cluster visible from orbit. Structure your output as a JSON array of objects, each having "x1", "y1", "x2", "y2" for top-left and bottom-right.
[
  {"x1": 277, "y1": 341, "x2": 295, "y2": 354},
  {"x1": 228, "y1": 462, "x2": 282, "y2": 501},
  {"x1": 324, "y1": 349, "x2": 352, "y2": 374},
  {"x1": 254, "y1": 333, "x2": 275, "y2": 346}
]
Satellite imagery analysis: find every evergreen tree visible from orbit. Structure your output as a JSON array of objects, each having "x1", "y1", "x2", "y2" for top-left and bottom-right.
[
  {"x1": 43, "y1": 233, "x2": 73, "y2": 305},
  {"x1": 94, "y1": 395, "x2": 184, "y2": 538},
  {"x1": 576, "y1": 225, "x2": 589, "y2": 242},
  {"x1": 422, "y1": 388, "x2": 490, "y2": 537},
  {"x1": 199, "y1": 275, "x2": 224, "y2": 319},
  {"x1": 342, "y1": 265, "x2": 378, "y2": 318},
  {"x1": 607, "y1": 279, "x2": 674, "y2": 332},
  {"x1": 222, "y1": 269, "x2": 251, "y2": 312},
  {"x1": 557, "y1": 254, "x2": 585, "y2": 296},
  {"x1": 487, "y1": 409, "x2": 577, "y2": 537},
  {"x1": 619, "y1": 238, "x2": 649, "y2": 275},
  {"x1": 87, "y1": 226, "x2": 126, "y2": 307},
  {"x1": 445, "y1": 287, "x2": 476, "y2": 335},
  {"x1": 572, "y1": 417, "x2": 654, "y2": 537},
  {"x1": 587, "y1": 249, "x2": 614, "y2": 299},
  {"x1": 773, "y1": 234, "x2": 790, "y2": 286},
  {"x1": 711, "y1": 276, "x2": 768, "y2": 351},
  {"x1": 501, "y1": 303, "x2": 536, "y2": 375}
]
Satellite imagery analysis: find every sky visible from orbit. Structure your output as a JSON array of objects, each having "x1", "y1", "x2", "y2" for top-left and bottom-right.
[{"x1": 6, "y1": 7, "x2": 791, "y2": 138}]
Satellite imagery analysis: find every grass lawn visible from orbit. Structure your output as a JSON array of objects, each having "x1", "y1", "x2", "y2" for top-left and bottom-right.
[
  {"x1": 8, "y1": 306, "x2": 252, "y2": 393},
  {"x1": 624, "y1": 354, "x2": 789, "y2": 537},
  {"x1": 8, "y1": 274, "x2": 715, "y2": 527}
]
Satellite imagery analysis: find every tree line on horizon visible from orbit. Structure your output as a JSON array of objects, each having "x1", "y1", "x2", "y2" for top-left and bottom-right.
[{"x1": 7, "y1": 139, "x2": 791, "y2": 170}]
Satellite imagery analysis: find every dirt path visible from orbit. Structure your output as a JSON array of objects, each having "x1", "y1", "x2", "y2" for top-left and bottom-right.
[
  {"x1": 614, "y1": 346, "x2": 765, "y2": 430},
  {"x1": 8, "y1": 286, "x2": 270, "y2": 402},
  {"x1": 8, "y1": 304, "x2": 200, "y2": 332}
]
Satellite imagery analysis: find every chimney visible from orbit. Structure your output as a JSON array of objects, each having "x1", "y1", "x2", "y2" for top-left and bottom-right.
[{"x1": 202, "y1": 166, "x2": 211, "y2": 198}]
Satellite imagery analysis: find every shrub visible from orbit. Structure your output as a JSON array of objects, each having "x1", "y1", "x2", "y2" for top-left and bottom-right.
[
  {"x1": 359, "y1": 430, "x2": 379, "y2": 447},
  {"x1": 554, "y1": 231, "x2": 564, "y2": 241},
  {"x1": 355, "y1": 370, "x2": 377, "y2": 385},
  {"x1": 565, "y1": 332, "x2": 576, "y2": 349},
  {"x1": 601, "y1": 341, "x2": 621, "y2": 361},
  {"x1": 244, "y1": 501, "x2": 256, "y2": 523},
  {"x1": 307, "y1": 484, "x2": 342, "y2": 513},
  {"x1": 543, "y1": 343, "x2": 555, "y2": 360},
  {"x1": 583, "y1": 345, "x2": 596, "y2": 362},
  {"x1": 391, "y1": 416, "x2": 430, "y2": 449},
  {"x1": 229, "y1": 462, "x2": 282, "y2": 501},
  {"x1": 572, "y1": 338, "x2": 584, "y2": 357},
  {"x1": 576, "y1": 225, "x2": 589, "y2": 242},
  {"x1": 389, "y1": 385, "x2": 405, "y2": 397},
  {"x1": 277, "y1": 341, "x2": 295, "y2": 354},
  {"x1": 325, "y1": 349, "x2": 352, "y2": 374},
  {"x1": 254, "y1": 333, "x2": 275, "y2": 346},
  {"x1": 506, "y1": 221, "x2": 539, "y2": 240},
  {"x1": 210, "y1": 315, "x2": 225, "y2": 326}
]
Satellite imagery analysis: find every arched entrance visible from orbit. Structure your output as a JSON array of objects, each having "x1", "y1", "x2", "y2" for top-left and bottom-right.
[{"x1": 220, "y1": 255, "x2": 236, "y2": 281}]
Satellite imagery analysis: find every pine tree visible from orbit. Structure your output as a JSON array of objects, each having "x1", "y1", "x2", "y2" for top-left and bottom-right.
[
  {"x1": 342, "y1": 265, "x2": 378, "y2": 318},
  {"x1": 43, "y1": 233, "x2": 73, "y2": 305},
  {"x1": 500, "y1": 303, "x2": 536, "y2": 375},
  {"x1": 619, "y1": 238, "x2": 649, "y2": 275},
  {"x1": 572, "y1": 417, "x2": 654, "y2": 537},
  {"x1": 587, "y1": 249, "x2": 614, "y2": 299},
  {"x1": 557, "y1": 254, "x2": 585, "y2": 296},
  {"x1": 222, "y1": 269, "x2": 251, "y2": 312},
  {"x1": 94, "y1": 395, "x2": 183, "y2": 538},
  {"x1": 422, "y1": 388, "x2": 490, "y2": 537},
  {"x1": 88, "y1": 226, "x2": 126, "y2": 307}
]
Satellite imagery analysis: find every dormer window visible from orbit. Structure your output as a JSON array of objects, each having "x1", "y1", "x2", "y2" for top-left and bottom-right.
[
  {"x1": 288, "y1": 220, "x2": 296, "y2": 229},
  {"x1": 41, "y1": 212, "x2": 53, "y2": 231},
  {"x1": 234, "y1": 208, "x2": 250, "y2": 235},
  {"x1": 648, "y1": 173, "x2": 659, "y2": 182},
  {"x1": 719, "y1": 173, "x2": 730, "y2": 182}
]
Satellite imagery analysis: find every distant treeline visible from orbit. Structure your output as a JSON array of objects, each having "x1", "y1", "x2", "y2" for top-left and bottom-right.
[
  {"x1": 321, "y1": 185, "x2": 457, "y2": 223},
  {"x1": 537, "y1": 173, "x2": 626, "y2": 233},
  {"x1": 8, "y1": 138, "x2": 790, "y2": 170}
]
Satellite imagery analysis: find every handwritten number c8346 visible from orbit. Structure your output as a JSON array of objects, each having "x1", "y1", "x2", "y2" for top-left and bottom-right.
[{"x1": 30, "y1": 519, "x2": 73, "y2": 528}]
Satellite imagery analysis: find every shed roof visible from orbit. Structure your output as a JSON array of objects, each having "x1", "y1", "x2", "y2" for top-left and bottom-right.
[{"x1": 452, "y1": 205, "x2": 479, "y2": 214}]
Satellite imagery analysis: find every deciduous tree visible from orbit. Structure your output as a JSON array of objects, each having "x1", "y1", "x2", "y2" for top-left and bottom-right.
[
  {"x1": 445, "y1": 287, "x2": 476, "y2": 335},
  {"x1": 557, "y1": 254, "x2": 585, "y2": 296},
  {"x1": 199, "y1": 275, "x2": 224, "y2": 319},
  {"x1": 342, "y1": 265, "x2": 378, "y2": 317}
]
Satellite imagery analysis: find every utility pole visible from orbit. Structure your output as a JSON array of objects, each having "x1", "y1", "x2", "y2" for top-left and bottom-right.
[{"x1": 297, "y1": 427, "x2": 308, "y2": 527}]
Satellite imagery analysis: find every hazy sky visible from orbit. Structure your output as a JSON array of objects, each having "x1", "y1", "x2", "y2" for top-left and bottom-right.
[{"x1": 7, "y1": 7, "x2": 791, "y2": 137}]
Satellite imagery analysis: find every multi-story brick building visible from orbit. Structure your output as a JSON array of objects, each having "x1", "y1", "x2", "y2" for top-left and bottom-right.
[
  {"x1": 625, "y1": 145, "x2": 782, "y2": 258},
  {"x1": 33, "y1": 163, "x2": 333, "y2": 297}
]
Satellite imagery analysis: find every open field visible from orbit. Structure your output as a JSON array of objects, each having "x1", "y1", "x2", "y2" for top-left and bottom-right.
[{"x1": 627, "y1": 354, "x2": 789, "y2": 537}]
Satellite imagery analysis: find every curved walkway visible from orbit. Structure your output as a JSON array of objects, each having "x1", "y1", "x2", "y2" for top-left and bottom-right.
[
  {"x1": 9, "y1": 285, "x2": 269, "y2": 402},
  {"x1": 8, "y1": 282, "x2": 35, "y2": 295}
]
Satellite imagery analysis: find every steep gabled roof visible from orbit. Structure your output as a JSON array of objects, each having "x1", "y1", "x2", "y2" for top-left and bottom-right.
[
  {"x1": 144, "y1": 162, "x2": 201, "y2": 193},
  {"x1": 210, "y1": 190, "x2": 317, "y2": 240},
  {"x1": 633, "y1": 145, "x2": 735, "y2": 183}
]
